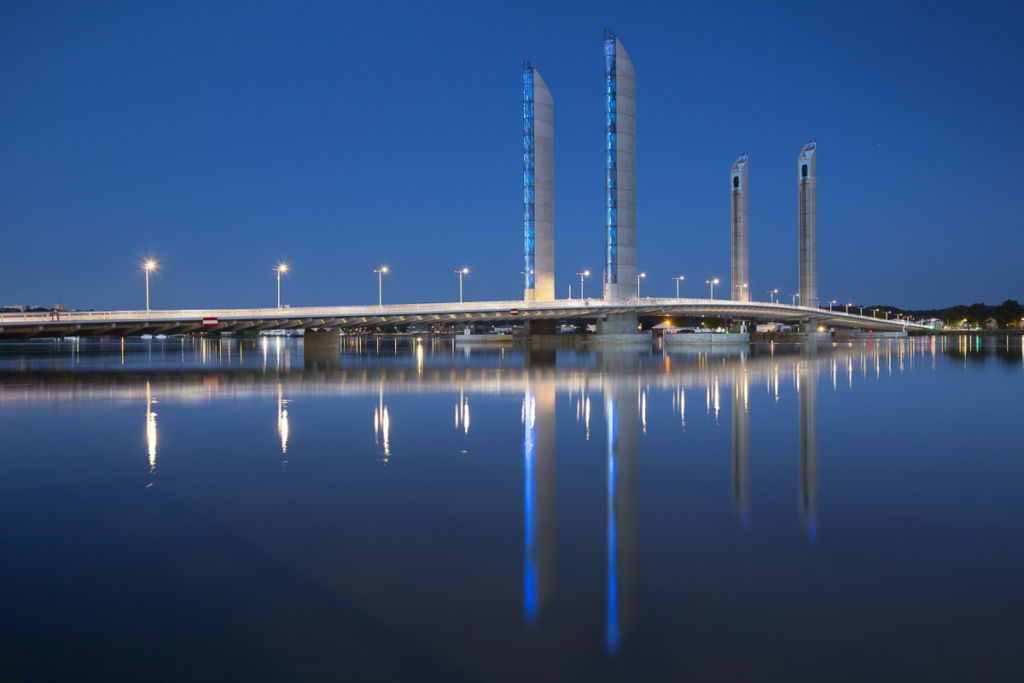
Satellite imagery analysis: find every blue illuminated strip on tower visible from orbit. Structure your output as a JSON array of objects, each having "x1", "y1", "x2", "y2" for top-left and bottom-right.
[
  {"x1": 523, "y1": 61, "x2": 536, "y2": 290},
  {"x1": 603, "y1": 30, "x2": 617, "y2": 284}
]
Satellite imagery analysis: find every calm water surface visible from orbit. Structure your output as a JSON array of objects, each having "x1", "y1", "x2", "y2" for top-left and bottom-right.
[{"x1": 0, "y1": 336, "x2": 1022, "y2": 681}]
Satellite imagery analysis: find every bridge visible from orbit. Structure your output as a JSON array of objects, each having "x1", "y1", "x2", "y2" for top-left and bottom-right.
[
  {"x1": 0, "y1": 297, "x2": 926, "y2": 339},
  {"x1": 0, "y1": 35, "x2": 930, "y2": 344}
]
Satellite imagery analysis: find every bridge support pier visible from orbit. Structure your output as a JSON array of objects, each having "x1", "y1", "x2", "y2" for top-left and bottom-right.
[
  {"x1": 303, "y1": 329, "x2": 341, "y2": 370},
  {"x1": 525, "y1": 319, "x2": 557, "y2": 336},
  {"x1": 593, "y1": 312, "x2": 650, "y2": 344},
  {"x1": 795, "y1": 319, "x2": 831, "y2": 341},
  {"x1": 596, "y1": 312, "x2": 637, "y2": 335}
]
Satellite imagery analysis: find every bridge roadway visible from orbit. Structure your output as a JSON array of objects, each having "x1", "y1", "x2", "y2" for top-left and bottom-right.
[{"x1": 0, "y1": 297, "x2": 926, "y2": 339}]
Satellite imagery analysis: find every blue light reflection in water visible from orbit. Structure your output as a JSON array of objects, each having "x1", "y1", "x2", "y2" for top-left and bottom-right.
[
  {"x1": 522, "y1": 390, "x2": 537, "y2": 625},
  {"x1": 605, "y1": 393, "x2": 619, "y2": 655}
]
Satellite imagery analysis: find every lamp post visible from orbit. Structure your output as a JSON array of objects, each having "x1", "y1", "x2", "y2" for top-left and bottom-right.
[
  {"x1": 143, "y1": 260, "x2": 156, "y2": 311},
  {"x1": 845, "y1": 302, "x2": 851, "y2": 314},
  {"x1": 636, "y1": 272, "x2": 646, "y2": 297},
  {"x1": 673, "y1": 275, "x2": 685, "y2": 298},
  {"x1": 374, "y1": 266, "x2": 388, "y2": 306},
  {"x1": 706, "y1": 277, "x2": 720, "y2": 299},
  {"x1": 275, "y1": 263, "x2": 289, "y2": 308},
  {"x1": 767, "y1": 288, "x2": 778, "y2": 303},
  {"x1": 829, "y1": 299, "x2": 837, "y2": 312},
  {"x1": 577, "y1": 270, "x2": 590, "y2": 299},
  {"x1": 454, "y1": 267, "x2": 469, "y2": 303},
  {"x1": 792, "y1": 293, "x2": 800, "y2": 306},
  {"x1": 859, "y1": 306, "x2": 864, "y2": 316}
]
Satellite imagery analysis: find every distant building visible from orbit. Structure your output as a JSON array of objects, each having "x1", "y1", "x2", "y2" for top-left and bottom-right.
[{"x1": 756, "y1": 323, "x2": 793, "y2": 333}]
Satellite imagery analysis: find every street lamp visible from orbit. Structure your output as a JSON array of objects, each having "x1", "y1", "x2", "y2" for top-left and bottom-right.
[
  {"x1": 454, "y1": 267, "x2": 469, "y2": 303},
  {"x1": 706, "y1": 277, "x2": 720, "y2": 299},
  {"x1": 577, "y1": 270, "x2": 590, "y2": 299},
  {"x1": 636, "y1": 272, "x2": 646, "y2": 297},
  {"x1": 672, "y1": 275, "x2": 686, "y2": 298},
  {"x1": 143, "y1": 260, "x2": 157, "y2": 311},
  {"x1": 829, "y1": 299, "x2": 837, "y2": 312},
  {"x1": 275, "y1": 263, "x2": 289, "y2": 308},
  {"x1": 845, "y1": 302, "x2": 852, "y2": 314},
  {"x1": 766, "y1": 288, "x2": 778, "y2": 303},
  {"x1": 793, "y1": 292, "x2": 800, "y2": 306},
  {"x1": 374, "y1": 266, "x2": 388, "y2": 306}
]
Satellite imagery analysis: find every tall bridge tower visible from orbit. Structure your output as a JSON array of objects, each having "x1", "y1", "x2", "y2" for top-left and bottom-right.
[
  {"x1": 798, "y1": 141, "x2": 818, "y2": 308},
  {"x1": 602, "y1": 29, "x2": 637, "y2": 302},
  {"x1": 523, "y1": 61, "x2": 555, "y2": 302},
  {"x1": 730, "y1": 154, "x2": 750, "y2": 301}
]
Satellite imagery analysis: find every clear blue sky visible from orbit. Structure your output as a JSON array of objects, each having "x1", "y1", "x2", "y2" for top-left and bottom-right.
[{"x1": 2, "y1": 0, "x2": 1021, "y2": 310}]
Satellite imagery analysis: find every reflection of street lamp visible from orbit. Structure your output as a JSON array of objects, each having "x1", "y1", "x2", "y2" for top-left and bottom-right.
[
  {"x1": 374, "y1": 266, "x2": 388, "y2": 306},
  {"x1": 672, "y1": 275, "x2": 685, "y2": 298},
  {"x1": 706, "y1": 277, "x2": 720, "y2": 299},
  {"x1": 454, "y1": 267, "x2": 469, "y2": 303},
  {"x1": 577, "y1": 270, "x2": 590, "y2": 299},
  {"x1": 275, "y1": 263, "x2": 289, "y2": 308},
  {"x1": 144, "y1": 260, "x2": 157, "y2": 311},
  {"x1": 636, "y1": 272, "x2": 646, "y2": 297},
  {"x1": 766, "y1": 288, "x2": 778, "y2": 303}
]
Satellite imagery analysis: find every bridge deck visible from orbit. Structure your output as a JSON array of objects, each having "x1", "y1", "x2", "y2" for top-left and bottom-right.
[{"x1": 0, "y1": 298, "x2": 926, "y2": 339}]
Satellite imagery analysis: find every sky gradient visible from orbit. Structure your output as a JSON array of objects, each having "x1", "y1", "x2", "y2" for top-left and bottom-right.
[{"x1": 2, "y1": 0, "x2": 1021, "y2": 310}]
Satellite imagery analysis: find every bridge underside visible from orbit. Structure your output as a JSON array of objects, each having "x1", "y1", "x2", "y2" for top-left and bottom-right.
[{"x1": 0, "y1": 299, "x2": 925, "y2": 339}]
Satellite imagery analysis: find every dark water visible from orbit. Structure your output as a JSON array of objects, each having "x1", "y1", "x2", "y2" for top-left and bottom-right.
[{"x1": 0, "y1": 335, "x2": 1022, "y2": 682}]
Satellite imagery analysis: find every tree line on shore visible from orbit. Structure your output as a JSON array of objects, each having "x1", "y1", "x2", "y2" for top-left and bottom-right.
[{"x1": 893, "y1": 299, "x2": 1024, "y2": 328}]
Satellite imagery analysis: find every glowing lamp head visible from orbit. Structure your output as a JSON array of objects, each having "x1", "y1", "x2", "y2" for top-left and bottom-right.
[
  {"x1": 380, "y1": 266, "x2": 388, "y2": 273},
  {"x1": 583, "y1": 270, "x2": 590, "y2": 277},
  {"x1": 461, "y1": 267, "x2": 469, "y2": 274},
  {"x1": 639, "y1": 272, "x2": 646, "y2": 278},
  {"x1": 144, "y1": 260, "x2": 156, "y2": 271},
  {"x1": 277, "y1": 263, "x2": 289, "y2": 273},
  {"x1": 713, "y1": 278, "x2": 720, "y2": 285}
]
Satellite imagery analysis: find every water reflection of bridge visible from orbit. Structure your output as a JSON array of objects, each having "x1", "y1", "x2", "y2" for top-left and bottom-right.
[
  {"x1": 1, "y1": 336, "x2": 964, "y2": 655},
  {"x1": 521, "y1": 347, "x2": 823, "y2": 653},
  {"x1": 0, "y1": 336, "x2": 945, "y2": 403}
]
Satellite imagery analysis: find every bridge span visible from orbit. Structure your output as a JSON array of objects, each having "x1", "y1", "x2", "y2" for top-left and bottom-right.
[{"x1": 0, "y1": 297, "x2": 926, "y2": 339}]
